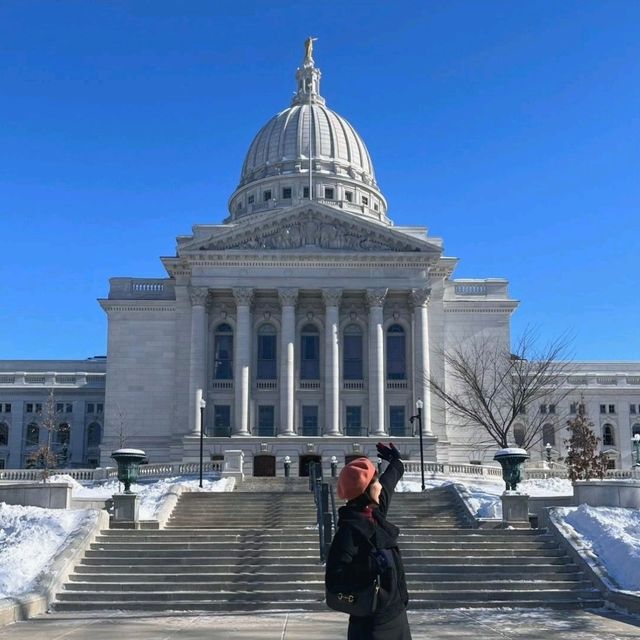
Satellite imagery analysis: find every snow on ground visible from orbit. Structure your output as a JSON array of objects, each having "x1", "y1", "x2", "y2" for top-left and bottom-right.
[
  {"x1": 554, "y1": 504, "x2": 640, "y2": 593},
  {"x1": 49, "y1": 474, "x2": 235, "y2": 519},
  {"x1": 0, "y1": 504, "x2": 96, "y2": 599}
]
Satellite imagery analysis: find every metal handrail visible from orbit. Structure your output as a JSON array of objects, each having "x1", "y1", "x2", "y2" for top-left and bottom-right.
[
  {"x1": 309, "y1": 462, "x2": 325, "y2": 561},
  {"x1": 329, "y1": 482, "x2": 338, "y2": 536}
]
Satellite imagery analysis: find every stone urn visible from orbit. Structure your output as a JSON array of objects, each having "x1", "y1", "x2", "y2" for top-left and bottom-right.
[
  {"x1": 494, "y1": 447, "x2": 529, "y2": 492},
  {"x1": 111, "y1": 448, "x2": 146, "y2": 493}
]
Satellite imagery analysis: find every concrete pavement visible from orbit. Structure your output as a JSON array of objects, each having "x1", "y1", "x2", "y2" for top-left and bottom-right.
[{"x1": 2, "y1": 608, "x2": 640, "y2": 639}]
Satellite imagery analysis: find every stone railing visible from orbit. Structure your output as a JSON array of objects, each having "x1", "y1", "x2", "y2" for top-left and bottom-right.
[
  {"x1": 0, "y1": 461, "x2": 223, "y2": 483},
  {"x1": 402, "y1": 461, "x2": 503, "y2": 478}
]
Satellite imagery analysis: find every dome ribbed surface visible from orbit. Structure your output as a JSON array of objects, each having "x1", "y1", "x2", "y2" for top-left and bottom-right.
[{"x1": 240, "y1": 103, "x2": 376, "y2": 187}]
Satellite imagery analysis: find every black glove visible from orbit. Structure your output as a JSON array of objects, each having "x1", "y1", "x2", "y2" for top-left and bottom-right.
[
  {"x1": 371, "y1": 549, "x2": 393, "y2": 574},
  {"x1": 376, "y1": 442, "x2": 400, "y2": 462}
]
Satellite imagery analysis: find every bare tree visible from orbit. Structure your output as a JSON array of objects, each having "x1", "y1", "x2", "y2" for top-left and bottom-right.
[
  {"x1": 27, "y1": 389, "x2": 61, "y2": 481},
  {"x1": 427, "y1": 329, "x2": 574, "y2": 450}
]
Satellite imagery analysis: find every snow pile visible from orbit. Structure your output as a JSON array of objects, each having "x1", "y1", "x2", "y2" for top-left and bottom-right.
[
  {"x1": 49, "y1": 475, "x2": 235, "y2": 520},
  {"x1": 0, "y1": 504, "x2": 95, "y2": 599},
  {"x1": 555, "y1": 505, "x2": 640, "y2": 593},
  {"x1": 519, "y1": 477, "x2": 573, "y2": 496}
]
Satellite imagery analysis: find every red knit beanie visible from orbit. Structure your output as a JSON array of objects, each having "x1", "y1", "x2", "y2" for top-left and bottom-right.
[{"x1": 337, "y1": 457, "x2": 376, "y2": 501}]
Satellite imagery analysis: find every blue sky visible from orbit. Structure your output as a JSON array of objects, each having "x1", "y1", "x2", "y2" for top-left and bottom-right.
[{"x1": 1, "y1": 1, "x2": 639, "y2": 360}]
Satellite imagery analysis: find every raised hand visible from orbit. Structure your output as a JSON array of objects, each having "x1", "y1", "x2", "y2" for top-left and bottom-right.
[{"x1": 376, "y1": 441, "x2": 400, "y2": 461}]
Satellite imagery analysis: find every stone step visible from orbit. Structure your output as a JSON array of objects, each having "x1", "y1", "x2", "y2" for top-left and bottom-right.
[{"x1": 74, "y1": 563, "x2": 324, "y2": 574}]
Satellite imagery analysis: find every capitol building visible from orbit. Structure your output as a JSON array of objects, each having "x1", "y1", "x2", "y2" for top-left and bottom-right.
[{"x1": 1, "y1": 44, "x2": 639, "y2": 474}]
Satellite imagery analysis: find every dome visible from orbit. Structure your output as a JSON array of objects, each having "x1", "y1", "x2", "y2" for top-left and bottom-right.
[{"x1": 227, "y1": 41, "x2": 389, "y2": 224}]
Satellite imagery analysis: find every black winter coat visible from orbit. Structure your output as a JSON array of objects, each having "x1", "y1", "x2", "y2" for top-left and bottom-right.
[{"x1": 325, "y1": 458, "x2": 410, "y2": 631}]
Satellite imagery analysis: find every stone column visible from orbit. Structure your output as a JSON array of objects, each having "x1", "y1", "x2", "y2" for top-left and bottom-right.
[
  {"x1": 411, "y1": 288, "x2": 433, "y2": 435},
  {"x1": 233, "y1": 287, "x2": 254, "y2": 436},
  {"x1": 278, "y1": 288, "x2": 298, "y2": 436},
  {"x1": 189, "y1": 287, "x2": 209, "y2": 435},
  {"x1": 322, "y1": 288, "x2": 342, "y2": 436},
  {"x1": 367, "y1": 288, "x2": 387, "y2": 436}
]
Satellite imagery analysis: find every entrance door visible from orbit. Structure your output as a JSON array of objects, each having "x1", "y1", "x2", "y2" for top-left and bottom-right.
[
  {"x1": 253, "y1": 454, "x2": 276, "y2": 477},
  {"x1": 299, "y1": 454, "x2": 322, "y2": 477}
]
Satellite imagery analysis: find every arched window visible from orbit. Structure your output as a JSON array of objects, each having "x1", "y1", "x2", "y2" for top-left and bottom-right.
[
  {"x1": 343, "y1": 324, "x2": 363, "y2": 380},
  {"x1": 26, "y1": 423, "x2": 39, "y2": 446},
  {"x1": 57, "y1": 423, "x2": 70, "y2": 446},
  {"x1": 213, "y1": 323, "x2": 233, "y2": 380},
  {"x1": 257, "y1": 324, "x2": 277, "y2": 380},
  {"x1": 603, "y1": 424, "x2": 615, "y2": 446},
  {"x1": 513, "y1": 424, "x2": 526, "y2": 447},
  {"x1": 386, "y1": 324, "x2": 406, "y2": 380},
  {"x1": 0, "y1": 423, "x2": 8, "y2": 447},
  {"x1": 542, "y1": 423, "x2": 555, "y2": 447},
  {"x1": 633, "y1": 423, "x2": 640, "y2": 437},
  {"x1": 87, "y1": 422, "x2": 101, "y2": 447},
  {"x1": 300, "y1": 324, "x2": 320, "y2": 380}
]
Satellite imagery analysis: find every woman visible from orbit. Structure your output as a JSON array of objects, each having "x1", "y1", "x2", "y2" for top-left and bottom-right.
[{"x1": 325, "y1": 442, "x2": 412, "y2": 640}]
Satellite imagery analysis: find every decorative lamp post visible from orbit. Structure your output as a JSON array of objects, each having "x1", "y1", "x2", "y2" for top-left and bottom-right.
[
  {"x1": 199, "y1": 395, "x2": 207, "y2": 488},
  {"x1": 410, "y1": 399, "x2": 425, "y2": 491},
  {"x1": 632, "y1": 434, "x2": 640, "y2": 467},
  {"x1": 545, "y1": 443, "x2": 552, "y2": 464},
  {"x1": 111, "y1": 448, "x2": 146, "y2": 493},
  {"x1": 330, "y1": 455, "x2": 338, "y2": 477},
  {"x1": 284, "y1": 455, "x2": 291, "y2": 478}
]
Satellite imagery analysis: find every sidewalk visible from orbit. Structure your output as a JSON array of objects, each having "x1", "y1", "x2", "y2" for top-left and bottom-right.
[{"x1": 2, "y1": 608, "x2": 640, "y2": 639}]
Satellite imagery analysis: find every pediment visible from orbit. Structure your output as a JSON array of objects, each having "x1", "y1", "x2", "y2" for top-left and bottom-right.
[{"x1": 181, "y1": 204, "x2": 440, "y2": 255}]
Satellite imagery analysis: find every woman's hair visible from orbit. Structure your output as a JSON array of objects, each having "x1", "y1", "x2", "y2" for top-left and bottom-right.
[{"x1": 346, "y1": 475, "x2": 379, "y2": 510}]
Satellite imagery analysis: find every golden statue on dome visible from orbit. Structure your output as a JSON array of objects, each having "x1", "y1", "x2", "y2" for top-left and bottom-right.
[{"x1": 304, "y1": 36, "x2": 317, "y2": 64}]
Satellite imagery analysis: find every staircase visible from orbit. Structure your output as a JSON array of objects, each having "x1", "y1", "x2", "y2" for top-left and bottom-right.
[
  {"x1": 52, "y1": 485, "x2": 603, "y2": 612},
  {"x1": 389, "y1": 489, "x2": 604, "y2": 609}
]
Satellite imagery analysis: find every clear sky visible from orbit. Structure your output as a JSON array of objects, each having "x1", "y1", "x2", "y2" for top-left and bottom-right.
[{"x1": 1, "y1": 1, "x2": 639, "y2": 361}]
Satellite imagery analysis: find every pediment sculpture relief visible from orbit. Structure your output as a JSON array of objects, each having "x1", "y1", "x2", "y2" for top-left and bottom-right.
[{"x1": 200, "y1": 213, "x2": 422, "y2": 252}]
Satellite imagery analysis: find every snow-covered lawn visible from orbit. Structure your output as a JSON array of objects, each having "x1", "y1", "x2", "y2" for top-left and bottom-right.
[
  {"x1": 49, "y1": 474, "x2": 235, "y2": 520},
  {"x1": 554, "y1": 505, "x2": 640, "y2": 593},
  {"x1": 0, "y1": 504, "x2": 97, "y2": 599}
]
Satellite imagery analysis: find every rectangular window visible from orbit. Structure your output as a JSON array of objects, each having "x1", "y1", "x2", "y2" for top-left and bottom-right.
[
  {"x1": 570, "y1": 403, "x2": 577, "y2": 414},
  {"x1": 65, "y1": 403, "x2": 73, "y2": 413},
  {"x1": 282, "y1": 187, "x2": 292, "y2": 199},
  {"x1": 324, "y1": 187, "x2": 334, "y2": 200},
  {"x1": 212, "y1": 405, "x2": 231, "y2": 437},
  {"x1": 257, "y1": 405, "x2": 275, "y2": 437},
  {"x1": 389, "y1": 406, "x2": 407, "y2": 437},
  {"x1": 600, "y1": 404, "x2": 606, "y2": 414},
  {"x1": 4, "y1": 404, "x2": 9, "y2": 413},
  {"x1": 303, "y1": 186, "x2": 310, "y2": 199},
  {"x1": 343, "y1": 334, "x2": 363, "y2": 380},
  {"x1": 96, "y1": 403, "x2": 103, "y2": 414},
  {"x1": 345, "y1": 406, "x2": 362, "y2": 437},
  {"x1": 35, "y1": 403, "x2": 42, "y2": 413},
  {"x1": 361, "y1": 196, "x2": 369, "y2": 206},
  {"x1": 263, "y1": 190, "x2": 272, "y2": 202},
  {"x1": 56, "y1": 403, "x2": 63, "y2": 413},
  {"x1": 214, "y1": 334, "x2": 233, "y2": 380},
  {"x1": 608, "y1": 404, "x2": 616, "y2": 414},
  {"x1": 300, "y1": 335, "x2": 320, "y2": 380},
  {"x1": 631, "y1": 404, "x2": 637, "y2": 414},
  {"x1": 257, "y1": 333, "x2": 277, "y2": 380},
  {"x1": 301, "y1": 405, "x2": 319, "y2": 436},
  {"x1": 0, "y1": 459, "x2": 5, "y2": 469},
  {"x1": 540, "y1": 404, "x2": 547, "y2": 414},
  {"x1": 26, "y1": 403, "x2": 33, "y2": 413},
  {"x1": 548, "y1": 404, "x2": 556, "y2": 415},
  {"x1": 374, "y1": 203, "x2": 379, "y2": 211},
  {"x1": 87, "y1": 403, "x2": 95, "y2": 414},
  {"x1": 345, "y1": 191, "x2": 353, "y2": 202},
  {"x1": 248, "y1": 194, "x2": 255, "y2": 204}
]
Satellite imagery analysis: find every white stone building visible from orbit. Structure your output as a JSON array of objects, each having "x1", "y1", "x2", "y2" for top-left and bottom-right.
[{"x1": 1, "y1": 46, "x2": 639, "y2": 473}]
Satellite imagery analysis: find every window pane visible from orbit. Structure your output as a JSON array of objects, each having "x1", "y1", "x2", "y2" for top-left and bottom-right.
[
  {"x1": 389, "y1": 406, "x2": 407, "y2": 437},
  {"x1": 0, "y1": 423, "x2": 8, "y2": 447},
  {"x1": 300, "y1": 330, "x2": 320, "y2": 380},
  {"x1": 26, "y1": 424, "x2": 39, "y2": 446},
  {"x1": 345, "y1": 406, "x2": 362, "y2": 436},
  {"x1": 257, "y1": 406, "x2": 275, "y2": 437},
  {"x1": 257, "y1": 333, "x2": 277, "y2": 379},
  {"x1": 87, "y1": 422, "x2": 101, "y2": 447},
  {"x1": 343, "y1": 331, "x2": 363, "y2": 380},
  {"x1": 386, "y1": 325, "x2": 406, "y2": 380},
  {"x1": 57, "y1": 424, "x2": 70, "y2": 446},
  {"x1": 212, "y1": 405, "x2": 231, "y2": 437},
  {"x1": 214, "y1": 333, "x2": 233, "y2": 380},
  {"x1": 301, "y1": 406, "x2": 319, "y2": 436},
  {"x1": 542, "y1": 423, "x2": 555, "y2": 446}
]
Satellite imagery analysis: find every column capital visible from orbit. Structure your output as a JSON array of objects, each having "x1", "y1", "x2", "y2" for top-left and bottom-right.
[
  {"x1": 366, "y1": 288, "x2": 388, "y2": 308},
  {"x1": 232, "y1": 287, "x2": 254, "y2": 307},
  {"x1": 410, "y1": 288, "x2": 431, "y2": 309},
  {"x1": 189, "y1": 286, "x2": 210, "y2": 307},
  {"x1": 321, "y1": 288, "x2": 343, "y2": 307},
  {"x1": 278, "y1": 287, "x2": 299, "y2": 307}
]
